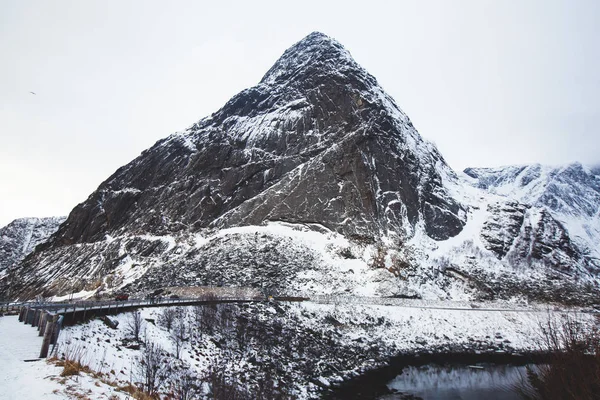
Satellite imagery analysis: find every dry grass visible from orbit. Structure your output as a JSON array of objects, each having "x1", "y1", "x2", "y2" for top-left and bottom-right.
[
  {"x1": 58, "y1": 359, "x2": 91, "y2": 377},
  {"x1": 55, "y1": 358, "x2": 150, "y2": 398},
  {"x1": 50, "y1": 343, "x2": 136, "y2": 398},
  {"x1": 117, "y1": 384, "x2": 158, "y2": 400}
]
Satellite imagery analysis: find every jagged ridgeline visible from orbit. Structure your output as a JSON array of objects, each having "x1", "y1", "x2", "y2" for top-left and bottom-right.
[{"x1": 7, "y1": 33, "x2": 600, "y2": 303}]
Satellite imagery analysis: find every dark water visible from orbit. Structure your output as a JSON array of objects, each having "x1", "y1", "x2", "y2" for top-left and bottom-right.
[{"x1": 379, "y1": 364, "x2": 531, "y2": 400}]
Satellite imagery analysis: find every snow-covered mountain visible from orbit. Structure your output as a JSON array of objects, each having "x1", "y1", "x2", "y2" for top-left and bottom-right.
[
  {"x1": 402, "y1": 163, "x2": 600, "y2": 304},
  {"x1": 40, "y1": 32, "x2": 464, "y2": 245},
  {"x1": 5, "y1": 33, "x2": 600, "y2": 304},
  {"x1": 0, "y1": 216, "x2": 65, "y2": 276}
]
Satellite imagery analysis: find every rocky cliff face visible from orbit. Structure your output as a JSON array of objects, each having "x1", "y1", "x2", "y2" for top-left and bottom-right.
[
  {"x1": 479, "y1": 201, "x2": 528, "y2": 259},
  {"x1": 5, "y1": 33, "x2": 600, "y2": 304},
  {"x1": 424, "y1": 163, "x2": 600, "y2": 304}
]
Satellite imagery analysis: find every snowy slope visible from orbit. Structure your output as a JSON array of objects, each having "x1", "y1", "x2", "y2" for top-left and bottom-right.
[{"x1": 385, "y1": 163, "x2": 600, "y2": 304}]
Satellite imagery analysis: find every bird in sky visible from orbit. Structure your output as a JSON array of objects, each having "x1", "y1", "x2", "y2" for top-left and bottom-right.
[{"x1": 30, "y1": 91, "x2": 36, "y2": 95}]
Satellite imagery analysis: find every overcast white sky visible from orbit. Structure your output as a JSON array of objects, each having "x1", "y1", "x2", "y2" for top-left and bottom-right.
[{"x1": 1, "y1": 0, "x2": 599, "y2": 227}]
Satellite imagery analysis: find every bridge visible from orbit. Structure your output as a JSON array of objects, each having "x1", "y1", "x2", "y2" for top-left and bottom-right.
[{"x1": 11, "y1": 295, "x2": 276, "y2": 359}]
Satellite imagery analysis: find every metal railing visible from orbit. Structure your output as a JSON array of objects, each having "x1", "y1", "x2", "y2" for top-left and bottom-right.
[{"x1": 5, "y1": 295, "x2": 265, "y2": 315}]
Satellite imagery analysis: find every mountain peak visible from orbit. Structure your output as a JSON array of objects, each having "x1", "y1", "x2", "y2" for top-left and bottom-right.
[
  {"x1": 260, "y1": 32, "x2": 357, "y2": 85},
  {"x1": 298, "y1": 31, "x2": 334, "y2": 43}
]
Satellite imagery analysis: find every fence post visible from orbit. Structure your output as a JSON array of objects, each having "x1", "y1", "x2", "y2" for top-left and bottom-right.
[
  {"x1": 32, "y1": 309, "x2": 40, "y2": 327},
  {"x1": 39, "y1": 311, "x2": 49, "y2": 336},
  {"x1": 25, "y1": 307, "x2": 35, "y2": 325},
  {"x1": 37, "y1": 310, "x2": 45, "y2": 331},
  {"x1": 18, "y1": 306, "x2": 25, "y2": 322},
  {"x1": 51, "y1": 315, "x2": 64, "y2": 346},
  {"x1": 40, "y1": 314, "x2": 58, "y2": 358}
]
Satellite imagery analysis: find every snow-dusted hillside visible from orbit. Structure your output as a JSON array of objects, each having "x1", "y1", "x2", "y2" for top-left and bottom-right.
[
  {"x1": 383, "y1": 162, "x2": 600, "y2": 304},
  {"x1": 0, "y1": 216, "x2": 65, "y2": 274},
  {"x1": 5, "y1": 33, "x2": 600, "y2": 304},
  {"x1": 463, "y1": 162, "x2": 600, "y2": 268},
  {"x1": 49, "y1": 302, "x2": 596, "y2": 399}
]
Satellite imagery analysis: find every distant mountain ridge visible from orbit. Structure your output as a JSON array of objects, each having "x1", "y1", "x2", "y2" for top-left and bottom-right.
[
  {"x1": 5, "y1": 33, "x2": 600, "y2": 304},
  {"x1": 0, "y1": 216, "x2": 65, "y2": 273},
  {"x1": 464, "y1": 162, "x2": 600, "y2": 217},
  {"x1": 463, "y1": 162, "x2": 600, "y2": 269}
]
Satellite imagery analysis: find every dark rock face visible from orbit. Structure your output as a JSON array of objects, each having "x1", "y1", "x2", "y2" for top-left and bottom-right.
[
  {"x1": 40, "y1": 32, "x2": 465, "y2": 248},
  {"x1": 480, "y1": 202, "x2": 527, "y2": 259},
  {"x1": 511, "y1": 210, "x2": 582, "y2": 272}
]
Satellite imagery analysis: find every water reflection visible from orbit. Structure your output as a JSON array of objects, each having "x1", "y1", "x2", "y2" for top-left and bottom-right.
[{"x1": 380, "y1": 364, "x2": 531, "y2": 400}]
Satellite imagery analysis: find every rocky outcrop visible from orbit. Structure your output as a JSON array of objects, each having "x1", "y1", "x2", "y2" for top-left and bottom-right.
[
  {"x1": 480, "y1": 202, "x2": 589, "y2": 272},
  {"x1": 466, "y1": 163, "x2": 600, "y2": 275},
  {"x1": 510, "y1": 209, "x2": 582, "y2": 271},
  {"x1": 480, "y1": 202, "x2": 527, "y2": 259}
]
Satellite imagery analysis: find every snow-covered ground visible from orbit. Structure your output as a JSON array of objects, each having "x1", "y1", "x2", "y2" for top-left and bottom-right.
[
  {"x1": 0, "y1": 315, "x2": 63, "y2": 399},
  {"x1": 1, "y1": 300, "x2": 592, "y2": 399},
  {"x1": 297, "y1": 302, "x2": 551, "y2": 353},
  {"x1": 0, "y1": 315, "x2": 129, "y2": 400}
]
